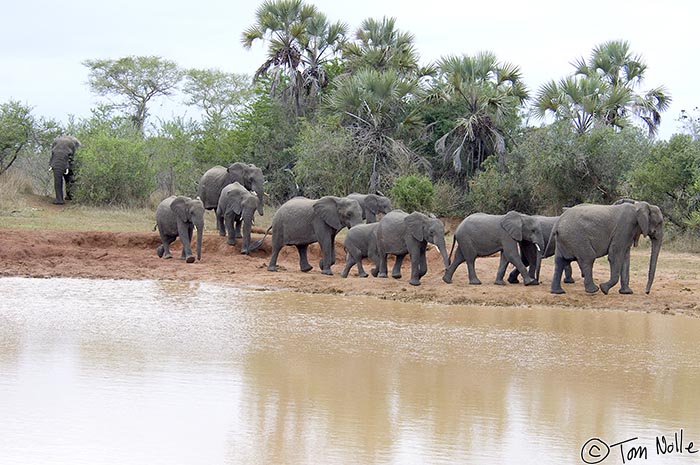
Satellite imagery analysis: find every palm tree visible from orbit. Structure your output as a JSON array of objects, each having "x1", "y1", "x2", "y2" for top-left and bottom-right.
[
  {"x1": 432, "y1": 52, "x2": 529, "y2": 176},
  {"x1": 535, "y1": 40, "x2": 671, "y2": 136},
  {"x1": 241, "y1": 0, "x2": 346, "y2": 115}
]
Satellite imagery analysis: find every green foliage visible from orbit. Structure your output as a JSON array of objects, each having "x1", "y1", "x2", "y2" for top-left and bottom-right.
[
  {"x1": 74, "y1": 122, "x2": 155, "y2": 206},
  {"x1": 0, "y1": 101, "x2": 35, "y2": 175},
  {"x1": 291, "y1": 119, "x2": 371, "y2": 197},
  {"x1": 390, "y1": 174, "x2": 434, "y2": 213},
  {"x1": 628, "y1": 134, "x2": 700, "y2": 229},
  {"x1": 148, "y1": 118, "x2": 200, "y2": 197},
  {"x1": 517, "y1": 123, "x2": 649, "y2": 211},
  {"x1": 465, "y1": 157, "x2": 533, "y2": 214}
]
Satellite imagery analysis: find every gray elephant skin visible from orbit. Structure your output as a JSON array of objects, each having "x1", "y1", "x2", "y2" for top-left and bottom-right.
[
  {"x1": 198, "y1": 163, "x2": 265, "y2": 219},
  {"x1": 341, "y1": 223, "x2": 381, "y2": 278},
  {"x1": 375, "y1": 210, "x2": 450, "y2": 286},
  {"x1": 443, "y1": 211, "x2": 545, "y2": 286},
  {"x1": 507, "y1": 215, "x2": 573, "y2": 285},
  {"x1": 155, "y1": 195, "x2": 205, "y2": 263},
  {"x1": 347, "y1": 193, "x2": 393, "y2": 223},
  {"x1": 549, "y1": 201, "x2": 663, "y2": 295},
  {"x1": 49, "y1": 135, "x2": 81, "y2": 204},
  {"x1": 267, "y1": 196, "x2": 363, "y2": 275},
  {"x1": 216, "y1": 182, "x2": 260, "y2": 254}
]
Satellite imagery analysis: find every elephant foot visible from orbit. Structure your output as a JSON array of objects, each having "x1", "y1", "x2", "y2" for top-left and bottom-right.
[
  {"x1": 185, "y1": 256, "x2": 195, "y2": 264},
  {"x1": 156, "y1": 245, "x2": 164, "y2": 258},
  {"x1": 563, "y1": 277, "x2": 575, "y2": 284},
  {"x1": 507, "y1": 275, "x2": 520, "y2": 284},
  {"x1": 524, "y1": 278, "x2": 539, "y2": 286},
  {"x1": 163, "y1": 253, "x2": 173, "y2": 260},
  {"x1": 391, "y1": 273, "x2": 402, "y2": 279},
  {"x1": 442, "y1": 274, "x2": 452, "y2": 284},
  {"x1": 371, "y1": 268, "x2": 379, "y2": 277},
  {"x1": 469, "y1": 279, "x2": 482, "y2": 285},
  {"x1": 550, "y1": 286, "x2": 566, "y2": 294},
  {"x1": 52, "y1": 200, "x2": 64, "y2": 205},
  {"x1": 378, "y1": 273, "x2": 388, "y2": 279},
  {"x1": 619, "y1": 287, "x2": 634, "y2": 295},
  {"x1": 227, "y1": 240, "x2": 237, "y2": 246},
  {"x1": 267, "y1": 264, "x2": 278, "y2": 272},
  {"x1": 321, "y1": 269, "x2": 333, "y2": 276},
  {"x1": 495, "y1": 279, "x2": 506, "y2": 286},
  {"x1": 358, "y1": 271, "x2": 368, "y2": 278},
  {"x1": 599, "y1": 282, "x2": 612, "y2": 295},
  {"x1": 585, "y1": 284, "x2": 600, "y2": 294},
  {"x1": 300, "y1": 264, "x2": 313, "y2": 272},
  {"x1": 340, "y1": 271, "x2": 349, "y2": 278},
  {"x1": 218, "y1": 230, "x2": 226, "y2": 237},
  {"x1": 240, "y1": 248, "x2": 250, "y2": 255},
  {"x1": 409, "y1": 278, "x2": 421, "y2": 286}
]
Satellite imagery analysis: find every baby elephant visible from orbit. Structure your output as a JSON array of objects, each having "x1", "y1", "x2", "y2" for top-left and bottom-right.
[
  {"x1": 216, "y1": 182, "x2": 260, "y2": 254},
  {"x1": 155, "y1": 195, "x2": 205, "y2": 263},
  {"x1": 341, "y1": 223, "x2": 381, "y2": 278}
]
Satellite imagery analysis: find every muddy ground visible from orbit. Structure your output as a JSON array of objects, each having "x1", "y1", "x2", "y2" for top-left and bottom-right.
[{"x1": 1, "y1": 223, "x2": 698, "y2": 317}]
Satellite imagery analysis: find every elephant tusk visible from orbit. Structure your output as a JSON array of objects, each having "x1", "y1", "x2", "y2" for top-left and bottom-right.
[{"x1": 535, "y1": 244, "x2": 541, "y2": 253}]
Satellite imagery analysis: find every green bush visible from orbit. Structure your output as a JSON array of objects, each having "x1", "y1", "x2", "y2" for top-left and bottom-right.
[
  {"x1": 74, "y1": 132, "x2": 155, "y2": 206},
  {"x1": 390, "y1": 175, "x2": 434, "y2": 213},
  {"x1": 465, "y1": 157, "x2": 533, "y2": 214}
]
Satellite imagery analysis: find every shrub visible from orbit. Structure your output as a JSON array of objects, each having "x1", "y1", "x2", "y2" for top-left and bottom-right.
[{"x1": 390, "y1": 175, "x2": 434, "y2": 213}]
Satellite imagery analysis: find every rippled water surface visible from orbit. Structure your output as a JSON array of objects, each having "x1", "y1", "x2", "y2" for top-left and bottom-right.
[{"x1": 1, "y1": 277, "x2": 699, "y2": 465}]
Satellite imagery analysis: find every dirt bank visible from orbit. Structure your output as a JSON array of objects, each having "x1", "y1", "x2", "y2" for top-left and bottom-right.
[{"x1": 1, "y1": 227, "x2": 698, "y2": 317}]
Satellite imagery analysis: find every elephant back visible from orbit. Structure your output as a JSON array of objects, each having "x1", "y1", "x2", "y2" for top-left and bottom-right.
[{"x1": 198, "y1": 166, "x2": 230, "y2": 210}]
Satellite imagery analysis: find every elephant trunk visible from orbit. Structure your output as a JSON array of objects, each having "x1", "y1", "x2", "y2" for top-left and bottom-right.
[
  {"x1": 645, "y1": 234, "x2": 662, "y2": 294},
  {"x1": 435, "y1": 235, "x2": 450, "y2": 271},
  {"x1": 195, "y1": 221, "x2": 204, "y2": 261}
]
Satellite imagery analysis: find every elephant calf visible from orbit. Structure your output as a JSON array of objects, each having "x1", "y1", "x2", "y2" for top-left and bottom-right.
[
  {"x1": 216, "y1": 182, "x2": 260, "y2": 254},
  {"x1": 155, "y1": 196, "x2": 205, "y2": 263},
  {"x1": 341, "y1": 223, "x2": 381, "y2": 278},
  {"x1": 375, "y1": 210, "x2": 450, "y2": 286},
  {"x1": 346, "y1": 192, "x2": 393, "y2": 223}
]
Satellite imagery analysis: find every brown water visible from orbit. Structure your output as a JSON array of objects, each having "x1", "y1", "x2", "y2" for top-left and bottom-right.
[{"x1": 0, "y1": 277, "x2": 699, "y2": 465}]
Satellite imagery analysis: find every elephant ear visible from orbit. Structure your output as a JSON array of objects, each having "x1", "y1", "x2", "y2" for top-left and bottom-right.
[
  {"x1": 314, "y1": 197, "x2": 342, "y2": 230},
  {"x1": 364, "y1": 194, "x2": 379, "y2": 214},
  {"x1": 501, "y1": 211, "x2": 523, "y2": 241},
  {"x1": 226, "y1": 187, "x2": 246, "y2": 215},
  {"x1": 636, "y1": 202, "x2": 651, "y2": 237},
  {"x1": 405, "y1": 212, "x2": 427, "y2": 242},
  {"x1": 171, "y1": 196, "x2": 190, "y2": 223}
]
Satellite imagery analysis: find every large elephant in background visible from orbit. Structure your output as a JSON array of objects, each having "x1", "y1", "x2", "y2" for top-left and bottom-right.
[
  {"x1": 549, "y1": 201, "x2": 663, "y2": 295},
  {"x1": 155, "y1": 195, "x2": 205, "y2": 263},
  {"x1": 442, "y1": 211, "x2": 545, "y2": 286},
  {"x1": 198, "y1": 162, "x2": 265, "y2": 216},
  {"x1": 267, "y1": 196, "x2": 363, "y2": 275},
  {"x1": 347, "y1": 192, "x2": 392, "y2": 223},
  {"x1": 374, "y1": 210, "x2": 450, "y2": 286},
  {"x1": 507, "y1": 215, "x2": 573, "y2": 285},
  {"x1": 216, "y1": 182, "x2": 260, "y2": 254},
  {"x1": 49, "y1": 135, "x2": 81, "y2": 204}
]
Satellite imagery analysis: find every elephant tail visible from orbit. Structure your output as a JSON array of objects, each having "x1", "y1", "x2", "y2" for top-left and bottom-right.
[
  {"x1": 248, "y1": 226, "x2": 272, "y2": 252},
  {"x1": 152, "y1": 223, "x2": 158, "y2": 232},
  {"x1": 447, "y1": 234, "x2": 457, "y2": 262}
]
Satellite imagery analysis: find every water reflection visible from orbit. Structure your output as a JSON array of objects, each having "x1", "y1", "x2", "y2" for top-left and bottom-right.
[{"x1": 0, "y1": 277, "x2": 698, "y2": 465}]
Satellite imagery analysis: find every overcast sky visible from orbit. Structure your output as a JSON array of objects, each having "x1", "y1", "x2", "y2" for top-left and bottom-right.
[{"x1": 2, "y1": 0, "x2": 697, "y2": 139}]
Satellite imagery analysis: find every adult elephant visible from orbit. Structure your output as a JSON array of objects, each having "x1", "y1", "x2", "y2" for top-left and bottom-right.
[
  {"x1": 216, "y1": 182, "x2": 261, "y2": 254},
  {"x1": 375, "y1": 210, "x2": 450, "y2": 286},
  {"x1": 442, "y1": 211, "x2": 545, "y2": 286},
  {"x1": 198, "y1": 162, "x2": 265, "y2": 219},
  {"x1": 49, "y1": 135, "x2": 81, "y2": 204},
  {"x1": 549, "y1": 201, "x2": 663, "y2": 295},
  {"x1": 347, "y1": 192, "x2": 393, "y2": 223},
  {"x1": 155, "y1": 195, "x2": 205, "y2": 263},
  {"x1": 267, "y1": 196, "x2": 363, "y2": 275},
  {"x1": 507, "y1": 215, "x2": 574, "y2": 285},
  {"x1": 341, "y1": 223, "x2": 381, "y2": 278}
]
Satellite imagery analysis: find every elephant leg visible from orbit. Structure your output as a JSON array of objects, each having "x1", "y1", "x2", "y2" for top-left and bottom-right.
[
  {"x1": 392, "y1": 254, "x2": 405, "y2": 279},
  {"x1": 225, "y1": 213, "x2": 237, "y2": 246},
  {"x1": 495, "y1": 253, "x2": 509, "y2": 285},
  {"x1": 234, "y1": 219, "x2": 243, "y2": 239},
  {"x1": 550, "y1": 255, "x2": 570, "y2": 294},
  {"x1": 216, "y1": 211, "x2": 226, "y2": 237},
  {"x1": 600, "y1": 247, "x2": 623, "y2": 295},
  {"x1": 563, "y1": 262, "x2": 575, "y2": 283},
  {"x1": 159, "y1": 234, "x2": 176, "y2": 259},
  {"x1": 503, "y1": 242, "x2": 536, "y2": 285},
  {"x1": 179, "y1": 223, "x2": 195, "y2": 263},
  {"x1": 580, "y1": 258, "x2": 599, "y2": 293},
  {"x1": 64, "y1": 170, "x2": 75, "y2": 200},
  {"x1": 619, "y1": 248, "x2": 633, "y2": 294},
  {"x1": 408, "y1": 248, "x2": 425, "y2": 286},
  {"x1": 378, "y1": 253, "x2": 389, "y2": 278},
  {"x1": 466, "y1": 257, "x2": 482, "y2": 285},
  {"x1": 341, "y1": 254, "x2": 356, "y2": 278},
  {"x1": 318, "y1": 235, "x2": 334, "y2": 275},
  {"x1": 507, "y1": 267, "x2": 521, "y2": 284},
  {"x1": 267, "y1": 240, "x2": 282, "y2": 272},
  {"x1": 52, "y1": 169, "x2": 65, "y2": 204},
  {"x1": 297, "y1": 244, "x2": 313, "y2": 273},
  {"x1": 418, "y1": 247, "x2": 427, "y2": 279},
  {"x1": 442, "y1": 246, "x2": 465, "y2": 284}
]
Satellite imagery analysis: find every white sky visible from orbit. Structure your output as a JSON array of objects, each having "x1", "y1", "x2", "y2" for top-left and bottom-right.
[{"x1": 1, "y1": 0, "x2": 697, "y2": 139}]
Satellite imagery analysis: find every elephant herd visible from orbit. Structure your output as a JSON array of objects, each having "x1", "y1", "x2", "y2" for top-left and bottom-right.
[{"x1": 154, "y1": 162, "x2": 664, "y2": 296}]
